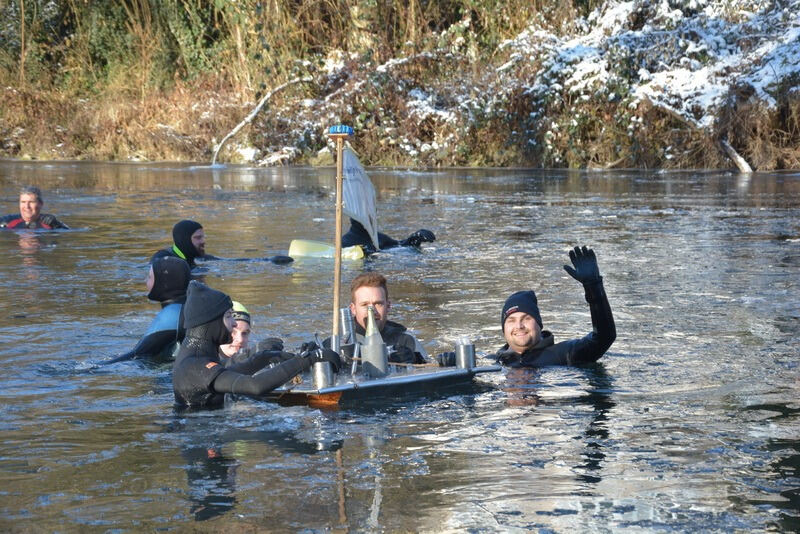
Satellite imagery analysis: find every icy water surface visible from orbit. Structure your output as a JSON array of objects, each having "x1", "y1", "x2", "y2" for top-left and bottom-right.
[{"x1": 0, "y1": 161, "x2": 798, "y2": 532}]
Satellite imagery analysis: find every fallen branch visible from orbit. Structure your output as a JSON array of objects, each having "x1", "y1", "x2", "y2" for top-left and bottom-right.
[
  {"x1": 212, "y1": 76, "x2": 313, "y2": 165},
  {"x1": 719, "y1": 138, "x2": 753, "y2": 173}
]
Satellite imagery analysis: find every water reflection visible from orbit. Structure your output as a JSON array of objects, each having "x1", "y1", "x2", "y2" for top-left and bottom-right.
[{"x1": 167, "y1": 412, "x2": 343, "y2": 522}]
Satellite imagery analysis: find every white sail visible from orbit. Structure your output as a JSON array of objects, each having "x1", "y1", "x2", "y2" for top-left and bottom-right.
[{"x1": 342, "y1": 146, "x2": 380, "y2": 251}]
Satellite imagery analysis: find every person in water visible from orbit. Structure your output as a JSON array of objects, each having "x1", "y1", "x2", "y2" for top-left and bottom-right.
[
  {"x1": 341, "y1": 218, "x2": 435, "y2": 255},
  {"x1": 152, "y1": 219, "x2": 292, "y2": 268},
  {"x1": 218, "y1": 301, "x2": 286, "y2": 367},
  {"x1": 102, "y1": 257, "x2": 192, "y2": 364},
  {"x1": 172, "y1": 281, "x2": 341, "y2": 409},
  {"x1": 493, "y1": 245, "x2": 616, "y2": 367},
  {"x1": 339, "y1": 271, "x2": 428, "y2": 364},
  {"x1": 151, "y1": 219, "x2": 216, "y2": 269},
  {"x1": 1, "y1": 186, "x2": 69, "y2": 229}
]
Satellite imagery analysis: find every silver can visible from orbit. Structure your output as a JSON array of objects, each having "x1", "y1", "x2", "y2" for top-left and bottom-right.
[
  {"x1": 312, "y1": 361, "x2": 334, "y2": 389},
  {"x1": 455, "y1": 339, "x2": 476, "y2": 369}
]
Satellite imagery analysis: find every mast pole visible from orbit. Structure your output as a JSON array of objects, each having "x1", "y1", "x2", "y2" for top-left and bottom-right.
[{"x1": 327, "y1": 125, "x2": 353, "y2": 342}]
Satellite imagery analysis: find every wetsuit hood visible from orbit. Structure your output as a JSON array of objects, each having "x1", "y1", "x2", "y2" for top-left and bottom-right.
[
  {"x1": 184, "y1": 315, "x2": 233, "y2": 347},
  {"x1": 183, "y1": 280, "x2": 232, "y2": 330},
  {"x1": 148, "y1": 256, "x2": 192, "y2": 303},
  {"x1": 172, "y1": 219, "x2": 203, "y2": 262}
]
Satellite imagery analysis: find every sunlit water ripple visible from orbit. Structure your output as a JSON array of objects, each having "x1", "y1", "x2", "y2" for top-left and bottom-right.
[{"x1": 0, "y1": 162, "x2": 797, "y2": 531}]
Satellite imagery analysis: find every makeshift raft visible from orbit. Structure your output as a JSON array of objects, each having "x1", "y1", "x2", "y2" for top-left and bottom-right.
[{"x1": 262, "y1": 363, "x2": 502, "y2": 408}]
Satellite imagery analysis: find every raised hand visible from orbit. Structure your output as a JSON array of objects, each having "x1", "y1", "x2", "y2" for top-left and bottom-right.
[{"x1": 563, "y1": 245, "x2": 601, "y2": 284}]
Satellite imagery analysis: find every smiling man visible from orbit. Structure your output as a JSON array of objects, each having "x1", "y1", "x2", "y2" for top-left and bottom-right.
[
  {"x1": 1, "y1": 186, "x2": 69, "y2": 229},
  {"x1": 494, "y1": 246, "x2": 616, "y2": 367}
]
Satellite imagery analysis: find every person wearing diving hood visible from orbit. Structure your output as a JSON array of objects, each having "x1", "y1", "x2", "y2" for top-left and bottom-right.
[
  {"x1": 173, "y1": 281, "x2": 342, "y2": 409},
  {"x1": 102, "y1": 256, "x2": 191, "y2": 365},
  {"x1": 341, "y1": 218, "x2": 435, "y2": 255},
  {"x1": 151, "y1": 219, "x2": 292, "y2": 269},
  {"x1": 151, "y1": 219, "x2": 217, "y2": 269}
]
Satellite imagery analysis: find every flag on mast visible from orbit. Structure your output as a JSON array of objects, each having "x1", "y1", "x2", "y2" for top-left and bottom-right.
[{"x1": 342, "y1": 146, "x2": 380, "y2": 251}]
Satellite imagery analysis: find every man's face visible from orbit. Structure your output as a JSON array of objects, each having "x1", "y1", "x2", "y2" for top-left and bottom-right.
[
  {"x1": 191, "y1": 228, "x2": 206, "y2": 255},
  {"x1": 220, "y1": 320, "x2": 251, "y2": 357},
  {"x1": 19, "y1": 193, "x2": 42, "y2": 223},
  {"x1": 350, "y1": 285, "x2": 390, "y2": 331},
  {"x1": 503, "y1": 312, "x2": 541, "y2": 354}
]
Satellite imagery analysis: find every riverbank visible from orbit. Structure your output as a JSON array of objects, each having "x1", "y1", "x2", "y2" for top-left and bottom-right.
[{"x1": 1, "y1": 0, "x2": 798, "y2": 170}]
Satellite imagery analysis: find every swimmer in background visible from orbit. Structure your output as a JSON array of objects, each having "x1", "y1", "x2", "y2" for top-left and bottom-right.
[
  {"x1": 1, "y1": 186, "x2": 69, "y2": 229},
  {"x1": 151, "y1": 219, "x2": 292, "y2": 269},
  {"x1": 341, "y1": 218, "x2": 435, "y2": 255},
  {"x1": 102, "y1": 257, "x2": 191, "y2": 365}
]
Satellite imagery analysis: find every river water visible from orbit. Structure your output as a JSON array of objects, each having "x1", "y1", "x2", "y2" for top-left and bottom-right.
[{"x1": 0, "y1": 161, "x2": 798, "y2": 532}]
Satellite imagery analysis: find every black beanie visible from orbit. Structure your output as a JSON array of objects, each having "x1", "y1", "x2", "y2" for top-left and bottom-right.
[
  {"x1": 172, "y1": 220, "x2": 203, "y2": 261},
  {"x1": 183, "y1": 280, "x2": 232, "y2": 330},
  {"x1": 501, "y1": 290, "x2": 543, "y2": 329},
  {"x1": 148, "y1": 257, "x2": 191, "y2": 302}
]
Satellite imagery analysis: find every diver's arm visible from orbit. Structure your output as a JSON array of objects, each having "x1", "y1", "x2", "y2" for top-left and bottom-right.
[
  {"x1": 39, "y1": 214, "x2": 69, "y2": 229},
  {"x1": 101, "y1": 330, "x2": 177, "y2": 364},
  {"x1": 566, "y1": 279, "x2": 616, "y2": 365},
  {"x1": 562, "y1": 246, "x2": 615, "y2": 365},
  {"x1": 225, "y1": 350, "x2": 298, "y2": 375},
  {"x1": 212, "y1": 356, "x2": 310, "y2": 397}
]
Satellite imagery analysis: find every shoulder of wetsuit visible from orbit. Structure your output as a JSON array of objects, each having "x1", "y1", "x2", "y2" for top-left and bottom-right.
[
  {"x1": 382, "y1": 320, "x2": 408, "y2": 334},
  {"x1": 144, "y1": 303, "x2": 182, "y2": 336}
]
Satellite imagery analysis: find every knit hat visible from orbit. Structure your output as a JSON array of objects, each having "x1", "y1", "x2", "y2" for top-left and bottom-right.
[
  {"x1": 231, "y1": 301, "x2": 251, "y2": 324},
  {"x1": 172, "y1": 220, "x2": 203, "y2": 261},
  {"x1": 183, "y1": 280, "x2": 232, "y2": 330},
  {"x1": 501, "y1": 290, "x2": 543, "y2": 329}
]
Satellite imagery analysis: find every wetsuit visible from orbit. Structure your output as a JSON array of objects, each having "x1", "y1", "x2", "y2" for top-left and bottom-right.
[
  {"x1": 328, "y1": 319, "x2": 428, "y2": 364},
  {"x1": 219, "y1": 338, "x2": 294, "y2": 371},
  {"x1": 0, "y1": 213, "x2": 68, "y2": 229},
  {"x1": 342, "y1": 219, "x2": 435, "y2": 255},
  {"x1": 103, "y1": 257, "x2": 191, "y2": 365},
  {"x1": 171, "y1": 282, "x2": 312, "y2": 408},
  {"x1": 151, "y1": 219, "x2": 208, "y2": 269},
  {"x1": 494, "y1": 279, "x2": 616, "y2": 367}
]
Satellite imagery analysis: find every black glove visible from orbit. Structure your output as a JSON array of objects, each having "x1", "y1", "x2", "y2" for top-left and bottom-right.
[
  {"x1": 257, "y1": 337, "x2": 284, "y2": 352},
  {"x1": 266, "y1": 255, "x2": 294, "y2": 265},
  {"x1": 298, "y1": 341, "x2": 318, "y2": 354},
  {"x1": 401, "y1": 229, "x2": 436, "y2": 248},
  {"x1": 563, "y1": 245, "x2": 601, "y2": 285},
  {"x1": 389, "y1": 345, "x2": 416, "y2": 364},
  {"x1": 302, "y1": 347, "x2": 342, "y2": 373},
  {"x1": 436, "y1": 351, "x2": 456, "y2": 367}
]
